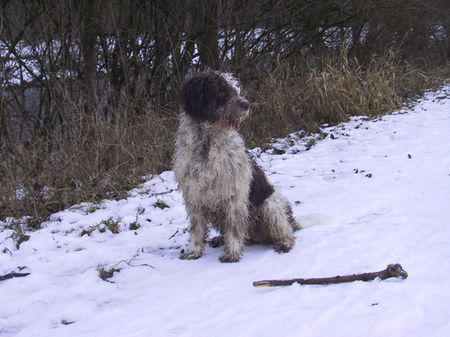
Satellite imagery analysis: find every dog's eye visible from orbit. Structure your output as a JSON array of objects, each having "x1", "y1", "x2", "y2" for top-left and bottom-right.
[{"x1": 239, "y1": 100, "x2": 250, "y2": 110}]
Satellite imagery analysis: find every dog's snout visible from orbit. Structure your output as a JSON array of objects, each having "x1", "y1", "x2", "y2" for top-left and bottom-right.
[{"x1": 239, "y1": 100, "x2": 250, "y2": 111}]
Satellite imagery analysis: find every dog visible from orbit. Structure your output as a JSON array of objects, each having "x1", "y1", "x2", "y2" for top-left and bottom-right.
[{"x1": 174, "y1": 71, "x2": 300, "y2": 262}]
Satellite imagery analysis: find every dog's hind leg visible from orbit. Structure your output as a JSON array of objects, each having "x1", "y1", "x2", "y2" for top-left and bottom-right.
[
  {"x1": 261, "y1": 191, "x2": 296, "y2": 253},
  {"x1": 180, "y1": 214, "x2": 208, "y2": 260}
]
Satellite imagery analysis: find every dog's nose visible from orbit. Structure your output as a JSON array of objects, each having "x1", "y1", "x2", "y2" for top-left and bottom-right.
[{"x1": 239, "y1": 100, "x2": 250, "y2": 111}]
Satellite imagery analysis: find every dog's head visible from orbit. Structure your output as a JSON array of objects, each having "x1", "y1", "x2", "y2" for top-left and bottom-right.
[{"x1": 179, "y1": 71, "x2": 250, "y2": 128}]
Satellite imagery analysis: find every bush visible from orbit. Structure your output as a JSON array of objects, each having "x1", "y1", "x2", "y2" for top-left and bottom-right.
[
  {"x1": 0, "y1": 49, "x2": 447, "y2": 224},
  {"x1": 0, "y1": 104, "x2": 177, "y2": 222},
  {"x1": 242, "y1": 49, "x2": 445, "y2": 145}
]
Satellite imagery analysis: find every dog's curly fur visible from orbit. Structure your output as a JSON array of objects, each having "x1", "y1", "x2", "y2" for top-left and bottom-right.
[{"x1": 174, "y1": 71, "x2": 300, "y2": 262}]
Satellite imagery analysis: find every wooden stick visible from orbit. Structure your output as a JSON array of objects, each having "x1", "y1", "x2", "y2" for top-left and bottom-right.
[
  {"x1": 253, "y1": 264, "x2": 408, "y2": 287},
  {"x1": 0, "y1": 272, "x2": 30, "y2": 282}
]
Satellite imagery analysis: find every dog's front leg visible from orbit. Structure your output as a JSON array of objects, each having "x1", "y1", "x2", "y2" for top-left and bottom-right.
[
  {"x1": 219, "y1": 206, "x2": 248, "y2": 263},
  {"x1": 219, "y1": 229, "x2": 245, "y2": 262},
  {"x1": 180, "y1": 215, "x2": 207, "y2": 260}
]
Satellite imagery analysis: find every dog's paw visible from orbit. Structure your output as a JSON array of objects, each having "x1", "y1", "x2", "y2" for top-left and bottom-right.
[
  {"x1": 219, "y1": 253, "x2": 241, "y2": 263},
  {"x1": 209, "y1": 235, "x2": 225, "y2": 248},
  {"x1": 273, "y1": 241, "x2": 294, "y2": 253},
  {"x1": 179, "y1": 250, "x2": 203, "y2": 260}
]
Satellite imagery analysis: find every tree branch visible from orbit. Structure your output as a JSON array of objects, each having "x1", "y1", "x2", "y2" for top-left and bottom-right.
[
  {"x1": 0, "y1": 272, "x2": 30, "y2": 282},
  {"x1": 253, "y1": 264, "x2": 408, "y2": 287}
]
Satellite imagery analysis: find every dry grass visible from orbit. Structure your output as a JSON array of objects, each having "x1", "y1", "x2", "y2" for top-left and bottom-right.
[
  {"x1": 243, "y1": 49, "x2": 445, "y2": 146},
  {"x1": 0, "y1": 50, "x2": 447, "y2": 227},
  {"x1": 0, "y1": 105, "x2": 177, "y2": 223}
]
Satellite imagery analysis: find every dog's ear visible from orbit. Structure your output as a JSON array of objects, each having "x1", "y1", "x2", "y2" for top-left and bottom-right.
[{"x1": 179, "y1": 72, "x2": 230, "y2": 121}]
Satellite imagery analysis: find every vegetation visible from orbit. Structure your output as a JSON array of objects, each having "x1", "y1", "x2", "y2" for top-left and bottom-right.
[
  {"x1": 8, "y1": 222, "x2": 30, "y2": 249},
  {"x1": 243, "y1": 48, "x2": 446, "y2": 144},
  {"x1": 1, "y1": 0, "x2": 448, "y2": 226},
  {"x1": 80, "y1": 217, "x2": 123, "y2": 236},
  {"x1": 97, "y1": 264, "x2": 120, "y2": 282}
]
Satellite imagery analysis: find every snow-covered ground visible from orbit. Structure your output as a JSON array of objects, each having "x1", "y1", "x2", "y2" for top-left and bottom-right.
[{"x1": 1, "y1": 86, "x2": 449, "y2": 337}]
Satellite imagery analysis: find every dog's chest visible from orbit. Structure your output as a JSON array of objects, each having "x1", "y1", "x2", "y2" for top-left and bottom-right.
[
  {"x1": 174, "y1": 126, "x2": 251, "y2": 203},
  {"x1": 191, "y1": 130, "x2": 248, "y2": 179}
]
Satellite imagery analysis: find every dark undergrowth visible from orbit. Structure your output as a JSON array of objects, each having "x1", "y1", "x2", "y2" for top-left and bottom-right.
[
  {"x1": 242, "y1": 49, "x2": 448, "y2": 147},
  {"x1": 0, "y1": 51, "x2": 448, "y2": 228},
  {"x1": 0, "y1": 106, "x2": 177, "y2": 223}
]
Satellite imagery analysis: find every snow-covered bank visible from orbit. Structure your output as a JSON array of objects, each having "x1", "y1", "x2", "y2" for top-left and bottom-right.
[{"x1": 1, "y1": 86, "x2": 449, "y2": 337}]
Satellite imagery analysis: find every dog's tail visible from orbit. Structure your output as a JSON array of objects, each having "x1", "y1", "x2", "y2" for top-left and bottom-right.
[{"x1": 295, "y1": 213, "x2": 334, "y2": 229}]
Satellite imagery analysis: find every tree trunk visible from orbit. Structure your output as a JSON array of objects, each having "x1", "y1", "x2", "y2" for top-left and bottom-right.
[
  {"x1": 192, "y1": 1, "x2": 219, "y2": 69},
  {"x1": 80, "y1": 0, "x2": 100, "y2": 114}
]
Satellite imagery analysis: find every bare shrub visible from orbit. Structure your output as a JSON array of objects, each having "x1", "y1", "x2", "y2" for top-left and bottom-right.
[
  {"x1": 0, "y1": 103, "x2": 176, "y2": 221},
  {"x1": 243, "y1": 48, "x2": 444, "y2": 146},
  {"x1": 0, "y1": 0, "x2": 448, "y2": 221}
]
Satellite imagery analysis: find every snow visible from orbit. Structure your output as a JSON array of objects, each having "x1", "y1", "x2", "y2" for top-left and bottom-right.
[{"x1": 1, "y1": 86, "x2": 449, "y2": 337}]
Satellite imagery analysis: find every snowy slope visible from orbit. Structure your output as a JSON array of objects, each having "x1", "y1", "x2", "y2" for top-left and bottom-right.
[{"x1": 1, "y1": 86, "x2": 449, "y2": 337}]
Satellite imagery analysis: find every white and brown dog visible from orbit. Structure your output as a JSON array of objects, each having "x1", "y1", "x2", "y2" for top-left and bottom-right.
[{"x1": 174, "y1": 71, "x2": 300, "y2": 262}]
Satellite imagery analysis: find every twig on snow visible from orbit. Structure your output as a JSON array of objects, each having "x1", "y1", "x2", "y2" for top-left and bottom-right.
[
  {"x1": 168, "y1": 228, "x2": 179, "y2": 240},
  {"x1": 112, "y1": 249, "x2": 155, "y2": 269},
  {"x1": 150, "y1": 189, "x2": 174, "y2": 197},
  {"x1": 253, "y1": 264, "x2": 408, "y2": 287},
  {"x1": 0, "y1": 272, "x2": 31, "y2": 282}
]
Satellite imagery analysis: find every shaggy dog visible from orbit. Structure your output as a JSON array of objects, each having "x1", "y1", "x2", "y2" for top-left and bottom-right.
[{"x1": 174, "y1": 71, "x2": 300, "y2": 262}]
